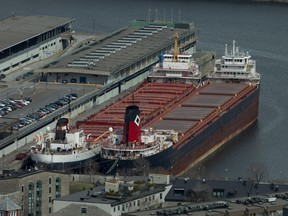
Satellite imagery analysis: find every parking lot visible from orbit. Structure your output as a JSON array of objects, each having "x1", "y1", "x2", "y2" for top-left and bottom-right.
[{"x1": 0, "y1": 80, "x2": 99, "y2": 133}]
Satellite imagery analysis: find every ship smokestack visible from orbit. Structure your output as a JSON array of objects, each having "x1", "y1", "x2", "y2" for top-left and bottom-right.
[
  {"x1": 122, "y1": 105, "x2": 141, "y2": 145},
  {"x1": 54, "y1": 118, "x2": 69, "y2": 141}
]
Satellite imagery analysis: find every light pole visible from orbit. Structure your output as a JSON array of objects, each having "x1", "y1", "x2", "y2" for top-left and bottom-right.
[{"x1": 2, "y1": 153, "x2": 5, "y2": 170}]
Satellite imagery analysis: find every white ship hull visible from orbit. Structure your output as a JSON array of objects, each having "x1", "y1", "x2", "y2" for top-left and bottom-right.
[{"x1": 31, "y1": 146, "x2": 101, "y2": 164}]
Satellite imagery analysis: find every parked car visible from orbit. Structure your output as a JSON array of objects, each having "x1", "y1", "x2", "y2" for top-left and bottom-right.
[
  {"x1": 64, "y1": 94, "x2": 77, "y2": 101},
  {"x1": 15, "y1": 153, "x2": 27, "y2": 160},
  {"x1": 27, "y1": 113, "x2": 40, "y2": 121},
  {"x1": 23, "y1": 97, "x2": 32, "y2": 103},
  {"x1": 12, "y1": 122, "x2": 24, "y2": 130},
  {"x1": 15, "y1": 99, "x2": 30, "y2": 105}
]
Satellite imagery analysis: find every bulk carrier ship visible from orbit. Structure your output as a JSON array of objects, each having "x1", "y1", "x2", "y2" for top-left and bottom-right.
[
  {"x1": 77, "y1": 36, "x2": 260, "y2": 175},
  {"x1": 30, "y1": 33, "x2": 260, "y2": 175}
]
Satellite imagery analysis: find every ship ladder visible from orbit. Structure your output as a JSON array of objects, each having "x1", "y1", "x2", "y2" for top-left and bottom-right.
[{"x1": 106, "y1": 158, "x2": 119, "y2": 174}]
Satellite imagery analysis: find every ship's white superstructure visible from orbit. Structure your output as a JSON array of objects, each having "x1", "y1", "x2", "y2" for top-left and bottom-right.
[
  {"x1": 208, "y1": 40, "x2": 260, "y2": 84},
  {"x1": 30, "y1": 118, "x2": 101, "y2": 166},
  {"x1": 148, "y1": 33, "x2": 201, "y2": 85}
]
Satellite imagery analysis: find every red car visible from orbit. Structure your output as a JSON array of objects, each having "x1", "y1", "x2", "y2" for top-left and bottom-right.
[{"x1": 15, "y1": 153, "x2": 27, "y2": 160}]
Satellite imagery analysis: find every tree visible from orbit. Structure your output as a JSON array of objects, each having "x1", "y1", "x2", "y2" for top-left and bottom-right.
[
  {"x1": 248, "y1": 163, "x2": 268, "y2": 183},
  {"x1": 133, "y1": 157, "x2": 150, "y2": 176},
  {"x1": 186, "y1": 182, "x2": 212, "y2": 202}
]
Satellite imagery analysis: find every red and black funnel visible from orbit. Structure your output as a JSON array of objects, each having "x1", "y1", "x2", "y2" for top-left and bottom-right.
[
  {"x1": 54, "y1": 118, "x2": 69, "y2": 141},
  {"x1": 122, "y1": 105, "x2": 141, "y2": 145}
]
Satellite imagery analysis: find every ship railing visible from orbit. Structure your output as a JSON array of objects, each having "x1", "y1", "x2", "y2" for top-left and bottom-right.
[
  {"x1": 36, "y1": 145, "x2": 95, "y2": 155},
  {"x1": 102, "y1": 148, "x2": 161, "y2": 160},
  {"x1": 149, "y1": 70, "x2": 200, "y2": 78},
  {"x1": 102, "y1": 142, "x2": 159, "y2": 151}
]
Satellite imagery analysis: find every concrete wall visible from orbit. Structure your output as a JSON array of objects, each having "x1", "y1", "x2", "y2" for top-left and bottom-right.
[{"x1": 0, "y1": 37, "x2": 64, "y2": 76}]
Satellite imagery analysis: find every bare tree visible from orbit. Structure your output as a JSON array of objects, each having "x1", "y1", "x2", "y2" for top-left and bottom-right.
[
  {"x1": 133, "y1": 157, "x2": 150, "y2": 176},
  {"x1": 248, "y1": 163, "x2": 268, "y2": 183},
  {"x1": 186, "y1": 182, "x2": 212, "y2": 202}
]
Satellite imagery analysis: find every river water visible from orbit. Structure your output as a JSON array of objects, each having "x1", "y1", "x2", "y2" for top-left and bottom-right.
[{"x1": 1, "y1": 0, "x2": 288, "y2": 181}]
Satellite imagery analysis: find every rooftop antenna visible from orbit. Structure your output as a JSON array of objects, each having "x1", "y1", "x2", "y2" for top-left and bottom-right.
[
  {"x1": 232, "y1": 40, "x2": 236, "y2": 55},
  {"x1": 155, "y1": 8, "x2": 158, "y2": 21},
  {"x1": 148, "y1": 8, "x2": 151, "y2": 22},
  {"x1": 225, "y1": 44, "x2": 228, "y2": 56},
  {"x1": 68, "y1": 96, "x2": 71, "y2": 130}
]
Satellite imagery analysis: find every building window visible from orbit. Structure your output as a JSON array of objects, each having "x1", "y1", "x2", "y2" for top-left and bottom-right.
[
  {"x1": 36, "y1": 180, "x2": 42, "y2": 216},
  {"x1": 28, "y1": 182, "x2": 34, "y2": 216},
  {"x1": 21, "y1": 185, "x2": 24, "y2": 192},
  {"x1": 212, "y1": 189, "x2": 225, "y2": 198},
  {"x1": 55, "y1": 177, "x2": 61, "y2": 198},
  {"x1": 49, "y1": 207, "x2": 52, "y2": 213},
  {"x1": 49, "y1": 186, "x2": 52, "y2": 194},
  {"x1": 49, "y1": 196, "x2": 52, "y2": 203},
  {"x1": 81, "y1": 208, "x2": 87, "y2": 213},
  {"x1": 49, "y1": 177, "x2": 52, "y2": 184}
]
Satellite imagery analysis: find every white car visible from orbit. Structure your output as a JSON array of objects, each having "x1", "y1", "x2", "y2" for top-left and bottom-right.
[{"x1": 14, "y1": 99, "x2": 30, "y2": 105}]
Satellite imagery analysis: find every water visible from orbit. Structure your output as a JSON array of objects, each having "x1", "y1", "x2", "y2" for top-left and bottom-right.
[{"x1": 2, "y1": 0, "x2": 288, "y2": 181}]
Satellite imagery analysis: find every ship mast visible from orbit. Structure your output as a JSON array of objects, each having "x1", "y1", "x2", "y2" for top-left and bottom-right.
[
  {"x1": 173, "y1": 32, "x2": 179, "y2": 62},
  {"x1": 68, "y1": 97, "x2": 71, "y2": 130}
]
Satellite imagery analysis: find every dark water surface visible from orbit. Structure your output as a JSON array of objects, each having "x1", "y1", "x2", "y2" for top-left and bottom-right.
[{"x1": 2, "y1": 0, "x2": 288, "y2": 181}]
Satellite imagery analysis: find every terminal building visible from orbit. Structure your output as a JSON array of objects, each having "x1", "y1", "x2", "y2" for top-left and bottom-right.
[
  {"x1": 0, "y1": 15, "x2": 74, "y2": 78},
  {"x1": 36, "y1": 20, "x2": 215, "y2": 85}
]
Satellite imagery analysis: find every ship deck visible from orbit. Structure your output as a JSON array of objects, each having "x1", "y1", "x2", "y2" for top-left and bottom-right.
[{"x1": 78, "y1": 81, "x2": 258, "y2": 145}]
